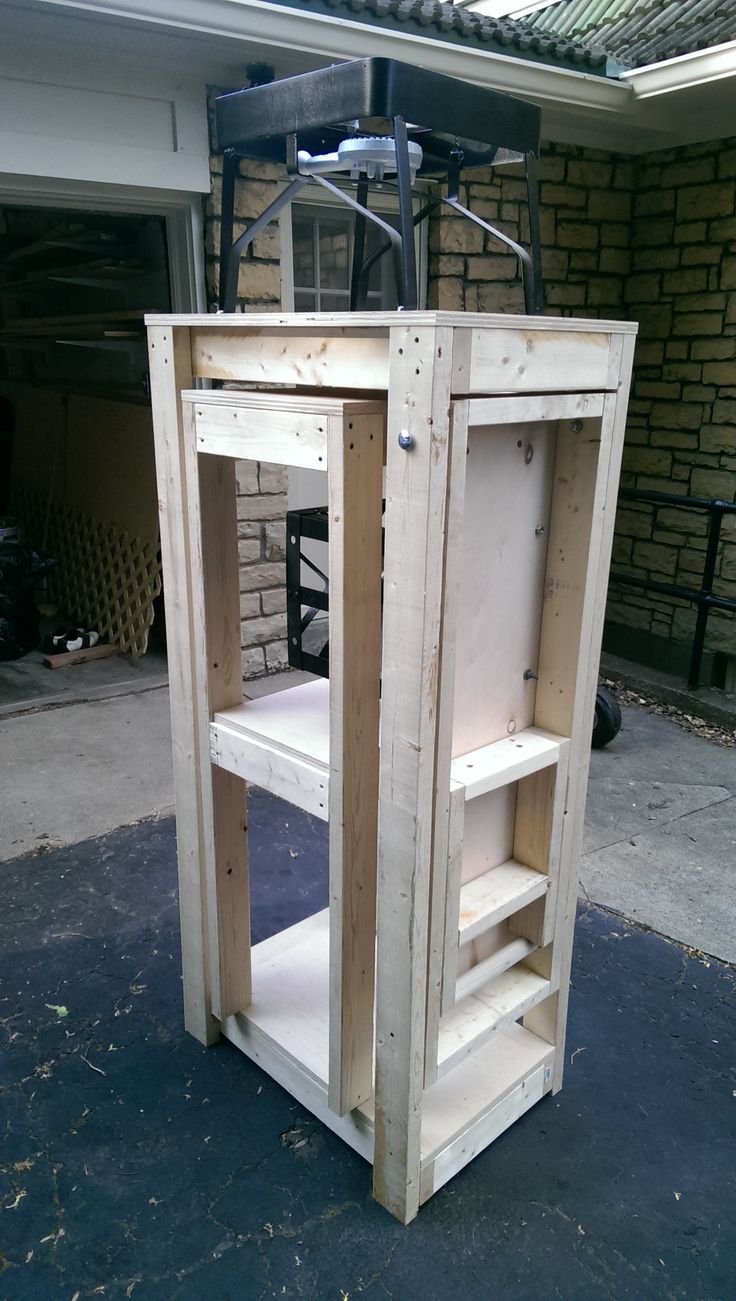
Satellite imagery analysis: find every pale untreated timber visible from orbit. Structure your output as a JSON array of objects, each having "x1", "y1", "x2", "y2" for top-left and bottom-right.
[
  {"x1": 327, "y1": 408, "x2": 384, "y2": 1116},
  {"x1": 373, "y1": 323, "x2": 455, "y2": 1224},
  {"x1": 148, "y1": 326, "x2": 217, "y2": 1044}
]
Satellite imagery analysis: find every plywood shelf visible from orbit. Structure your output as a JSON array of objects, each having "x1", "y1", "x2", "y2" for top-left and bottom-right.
[
  {"x1": 458, "y1": 859, "x2": 549, "y2": 946},
  {"x1": 438, "y1": 961, "x2": 552, "y2": 1079},
  {"x1": 450, "y1": 726, "x2": 565, "y2": 801},
  {"x1": 221, "y1": 907, "x2": 554, "y2": 1193},
  {"x1": 211, "y1": 679, "x2": 329, "y2": 819}
]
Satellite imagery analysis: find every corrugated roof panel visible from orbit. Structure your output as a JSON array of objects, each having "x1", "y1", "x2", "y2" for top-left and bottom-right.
[{"x1": 519, "y1": 0, "x2": 736, "y2": 66}]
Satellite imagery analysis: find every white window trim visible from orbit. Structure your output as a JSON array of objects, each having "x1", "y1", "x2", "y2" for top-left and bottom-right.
[{"x1": 0, "y1": 175, "x2": 206, "y2": 313}]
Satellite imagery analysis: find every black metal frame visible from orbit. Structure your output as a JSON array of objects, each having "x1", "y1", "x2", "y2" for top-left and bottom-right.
[
  {"x1": 215, "y1": 58, "x2": 544, "y2": 315},
  {"x1": 609, "y1": 487, "x2": 736, "y2": 689},
  {"x1": 286, "y1": 505, "x2": 330, "y2": 676}
]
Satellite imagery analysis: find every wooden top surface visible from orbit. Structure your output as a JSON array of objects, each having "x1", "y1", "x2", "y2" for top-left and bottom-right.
[
  {"x1": 181, "y1": 389, "x2": 386, "y2": 414},
  {"x1": 146, "y1": 310, "x2": 638, "y2": 335}
]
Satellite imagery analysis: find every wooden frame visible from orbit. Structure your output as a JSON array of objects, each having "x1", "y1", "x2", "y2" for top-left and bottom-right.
[{"x1": 147, "y1": 310, "x2": 635, "y2": 1224}]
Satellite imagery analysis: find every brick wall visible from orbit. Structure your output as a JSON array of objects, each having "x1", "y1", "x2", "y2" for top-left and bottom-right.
[
  {"x1": 428, "y1": 139, "x2": 736, "y2": 675},
  {"x1": 206, "y1": 137, "x2": 291, "y2": 680}
]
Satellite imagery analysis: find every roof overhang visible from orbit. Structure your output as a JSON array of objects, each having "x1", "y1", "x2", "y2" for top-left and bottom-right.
[{"x1": 13, "y1": 0, "x2": 736, "y2": 154}]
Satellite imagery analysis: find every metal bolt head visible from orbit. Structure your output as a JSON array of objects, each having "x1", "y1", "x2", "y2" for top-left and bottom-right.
[
  {"x1": 571, "y1": 420, "x2": 583, "y2": 433},
  {"x1": 398, "y1": 430, "x2": 415, "y2": 450}
]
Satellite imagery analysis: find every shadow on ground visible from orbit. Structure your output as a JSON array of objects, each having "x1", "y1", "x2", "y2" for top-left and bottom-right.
[{"x1": 1, "y1": 792, "x2": 734, "y2": 1299}]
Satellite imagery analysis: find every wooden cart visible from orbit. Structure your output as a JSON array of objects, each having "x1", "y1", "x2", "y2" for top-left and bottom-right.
[{"x1": 147, "y1": 310, "x2": 635, "y2": 1224}]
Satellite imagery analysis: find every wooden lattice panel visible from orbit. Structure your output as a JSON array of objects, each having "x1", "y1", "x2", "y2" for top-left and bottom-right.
[{"x1": 12, "y1": 482, "x2": 161, "y2": 657}]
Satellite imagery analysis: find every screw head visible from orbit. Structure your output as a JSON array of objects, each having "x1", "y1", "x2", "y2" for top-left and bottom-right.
[
  {"x1": 571, "y1": 420, "x2": 583, "y2": 433},
  {"x1": 398, "y1": 431, "x2": 415, "y2": 450}
]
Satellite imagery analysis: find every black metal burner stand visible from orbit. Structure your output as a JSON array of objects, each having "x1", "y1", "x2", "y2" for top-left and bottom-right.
[{"x1": 216, "y1": 57, "x2": 544, "y2": 315}]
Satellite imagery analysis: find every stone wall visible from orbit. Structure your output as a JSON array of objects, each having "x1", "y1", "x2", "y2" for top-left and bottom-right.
[
  {"x1": 611, "y1": 139, "x2": 736, "y2": 670},
  {"x1": 206, "y1": 141, "x2": 291, "y2": 679},
  {"x1": 428, "y1": 138, "x2": 736, "y2": 678}
]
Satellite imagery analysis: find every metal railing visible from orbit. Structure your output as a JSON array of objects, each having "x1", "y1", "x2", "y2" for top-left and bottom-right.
[{"x1": 609, "y1": 487, "x2": 736, "y2": 689}]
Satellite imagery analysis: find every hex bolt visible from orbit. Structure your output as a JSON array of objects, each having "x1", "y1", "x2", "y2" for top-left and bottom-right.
[{"x1": 398, "y1": 430, "x2": 415, "y2": 450}]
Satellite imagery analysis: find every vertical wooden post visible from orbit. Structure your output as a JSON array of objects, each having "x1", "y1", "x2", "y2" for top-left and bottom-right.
[
  {"x1": 373, "y1": 325, "x2": 455, "y2": 1224},
  {"x1": 327, "y1": 407, "x2": 384, "y2": 1116},
  {"x1": 528, "y1": 335, "x2": 636, "y2": 1086},
  {"x1": 192, "y1": 443, "x2": 251, "y2": 1020},
  {"x1": 147, "y1": 326, "x2": 217, "y2": 1044}
]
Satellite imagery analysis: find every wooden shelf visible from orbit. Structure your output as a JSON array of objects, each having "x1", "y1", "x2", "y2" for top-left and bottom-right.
[
  {"x1": 458, "y1": 859, "x2": 549, "y2": 946},
  {"x1": 437, "y1": 960, "x2": 551, "y2": 1079},
  {"x1": 220, "y1": 907, "x2": 555, "y2": 1197},
  {"x1": 211, "y1": 679, "x2": 329, "y2": 819},
  {"x1": 450, "y1": 726, "x2": 565, "y2": 801}
]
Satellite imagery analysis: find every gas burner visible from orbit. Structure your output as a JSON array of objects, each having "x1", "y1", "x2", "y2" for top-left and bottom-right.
[
  {"x1": 216, "y1": 57, "x2": 544, "y2": 315},
  {"x1": 297, "y1": 135, "x2": 424, "y2": 183}
]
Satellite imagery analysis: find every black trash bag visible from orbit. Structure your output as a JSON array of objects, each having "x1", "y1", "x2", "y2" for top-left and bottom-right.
[{"x1": 0, "y1": 540, "x2": 58, "y2": 661}]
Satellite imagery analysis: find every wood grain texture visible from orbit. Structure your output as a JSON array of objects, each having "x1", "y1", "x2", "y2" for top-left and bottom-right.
[
  {"x1": 424, "y1": 399, "x2": 470, "y2": 1086},
  {"x1": 147, "y1": 325, "x2": 217, "y2": 1044},
  {"x1": 327, "y1": 408, "x2": 384, "y2": 1116},
  {"x1": 373, "y1": 323, "x2": 455, "y2": 1224}
]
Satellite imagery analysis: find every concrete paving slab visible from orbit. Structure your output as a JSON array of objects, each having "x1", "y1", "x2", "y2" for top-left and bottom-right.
[
  {"x1": 582, "y1": 794, "x2": 736, "y2": 963},
  {"x1": 0, "y1": 687, "x2": 174, "y2": 859},
  {"x1": 0, "y1": 646, "x2": 168, "y2": 718},
  {"x1": 585, "y1": 701, "x2": 736, "y2": 960}
]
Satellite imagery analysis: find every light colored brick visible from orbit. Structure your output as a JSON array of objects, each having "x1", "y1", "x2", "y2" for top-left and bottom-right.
[
  {"x1": 263, "y1": 521, "x2": 286, "y2": 561},
  {"x1": 235, "y1": 460, "x2": 260, "y2": 495},
  {"x1": 633, "y1": 189, "x2": 675, "y2": 217},
  {"x1": 691, "y1": 468, "x2": 736, "y2": 498},
  {"x1": 265, "y1": 640, "x2": 290, "y2": 673},
  {"x1": 242, "y1": 645, "x2": 265, "y2": 678},
  {"x1": 556, "y1": 222, "x2": 599, "y2": 250},
  {"x1": 430, "y1": 277, "x2": 465, "y2": 310},
  {"x1": 236, "y1": 260, "x2": 280, "y2": 302},
  {"x1": 692, "y1": 338, "x2": 734, "y2": 360},
  {"x1": 241, "y1": 612, "x2": 287, "y2": 647},
  {"x1": 238, "y1": 537, "x2": 261, "y2": 564},
  {"x1": 622, "y1": 446, "x2": 673, "y2": 475},
  {"x1": 649, "y1": 401, "x2": 703, "y2": 430},
  {"x1": 660, "y1": 158, "x2": 715, "y2": 187},
  {"x1": 672, "y1": 312, "x2": 724, "y2": 337},
  {"x1": 233, "y1": 179, "x2": 280, "y2": 220},
  {"x1": 258, "y1": 462, "x2": 288, "y2": 494},
  {"x1": 237, "y1": 493, "x2": 289, "y2": 522},
  {"x1": 661, "y1": 267, "x2": 708, "y2": 295},
  {"x1": 261, "y1": 589, "x2": 287, "y2": 615},
  {"x1": 588, "y1": 190, "x2": 631, "y2": 221},
  {"x1": 633, "y1": 216, "x2": 674, "y2": 247},
  {"x1": 430, "y1": 219, "x2": 484, "y2": 256},
  {"x1": 700, "y1": 426, "x2": 735, "y2": 454},
  {"x1": 673, "y1": 221, "x2": 707, "y2": 244},
  {"x1": 632, "y1": 541, "x2": 678, "y2": 577},
  {"x1": 681, "y1": 245, "x2": 721, "y2": 266},
  {"x1": 567, "y1": 159, "x2": 612, "y2": 188},
  {"x1": 239, "y1": 561, "x2": 284, "y2": 593},
  {"x1": 239, "y1": 592, "x2": 261, "y2": 619},
  {"x1": 541, "y1": 183, "x2": 586, "y2": 207},
  {"x1": 468, "y1": 253, "x2": 520, "y2": 282},
  {"x1": 677, "y1": 183, "x2": 734, "y2": 221},
  {"x1": 623, "y1": 273, "x2": 660, "y2": 304}
]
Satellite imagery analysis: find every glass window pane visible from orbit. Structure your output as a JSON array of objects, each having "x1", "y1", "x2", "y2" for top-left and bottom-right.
[
  {"x1": 292, "y1": 217, "x2": 315, "y2": 287},
  {"x1": 320, "y1": 292, "x2": 350, "y2": 312},
  {"x1": 318, "y1": 218, "x2": 351, "y2": 291},
  {"x1": 294, "y1": 290, "x2": 318, "y2": 312}
]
